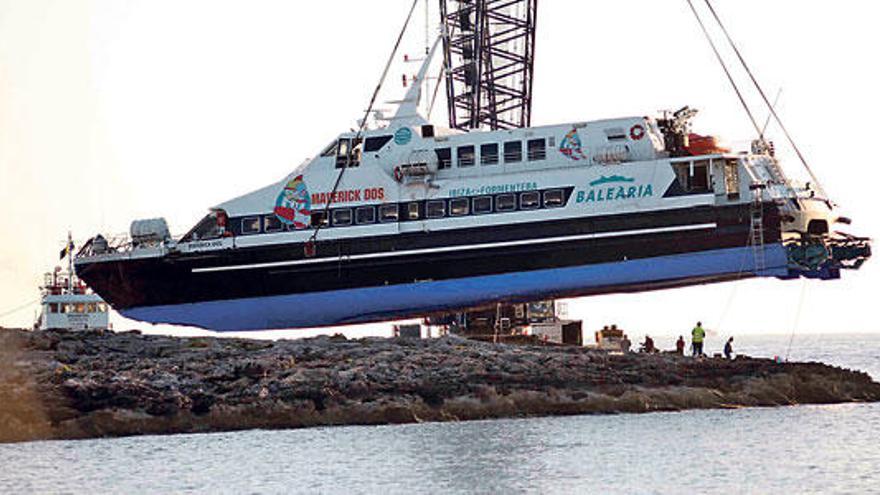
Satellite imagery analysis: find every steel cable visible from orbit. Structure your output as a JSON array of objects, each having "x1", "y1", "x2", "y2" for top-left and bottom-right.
[
  {"x1": 684, "y1": 0, "x2": 764, "y2": 141},
  {"x1": 702, "y1": 0, "x2": 828, "y2": 200},
  {"x1": 308, "y1": 0, "x2": 421, "y2": 249}
]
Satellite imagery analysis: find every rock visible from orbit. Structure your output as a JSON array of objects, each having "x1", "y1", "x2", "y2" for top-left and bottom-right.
[{"x1": 0, "y1": 327, "x2": 878, "y2": 444}]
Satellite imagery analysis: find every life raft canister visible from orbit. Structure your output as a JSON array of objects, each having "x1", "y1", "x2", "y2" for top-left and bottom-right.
[
  {"x1": 685, "y1": 133, "x2": 731, "y2": 156},
  {"x1": 630, "y1": 124, "x2": 646, "y2": 141}
]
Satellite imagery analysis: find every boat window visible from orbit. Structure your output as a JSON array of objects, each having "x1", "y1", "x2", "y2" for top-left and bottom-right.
[
  {"x1": 426, "y1": 200, "x2": 446, "y2": 219},
  {"x1": 97, "y1": 303, "x2": 108, "y2": 313},
  {"x1": 528, "y1": 138, "x2": 547, "y2": 161},
  {"x1": 356, "y1": 206, "x2": 376, "y2": 225},
  {"x1": 365, "y1": 135, "x2": 393, "y2": 152},
  {"x1": 49, "y1": 303, "x2": 58, "y2": 314},
  {"x1": 504, "y1": 141, "x2": 522, "y2": 163},
  {"x1": 496, "y1": 193, "x2": 517, "y2": 211},
  {"x1": 310, "y1": 210, "x2": 329, "y2": 228},
  {"x1": 544, "y1": 189, "x2": 565, "y2": 208},
  {"x1": 724, "y1": 159, "x2": 740, "y2": 198},
  {"x1": 335, "y1": 138, "x2": 361, "y2": 168},
  {"x1": 181, "y1": 212, "x2": 225, "y2": 241},
  {"x1": 481, "y1": 143, "x2": 499, "y2": 165},
  {"x1": 58, "y1": 304, "x2": 66, "y2": 314},
  {"x1": 520, "y1": 191, "x2": 540, "y2": 209},
  {"x1": 86, "y1": 303, "x2": 97, "y2": 313},
  {"x1": 407, "y1": 202, "x2": 420, "y2": 220},
  {"x1": 435, "y1": 148, "x2": 452, "y2": 170},
  {"x1": 241, "y1": 217, "x2": 261, "y2": 235},
  {"x1": 458, "y1": 145, "x2": 475, "y2": 167},
  {"x1": 336, "y1": 138, "x2": 351, "y2": 169},
  {"x1": 379, "y1": 204, "x2": 399, "y2": 223},
  {"x1": 263, "y1": 215, "x2": 284, "y2": 233},
  {"x1": 473, "y1": 196, "x2": 493, "y2": 214},
  {"x1": 690, "y1": 160, "x2": 711, "y2": 192},
  {"x1": 350, "y1": 138, "x2": 362, "y2": 167},
  {"x1": 604, "y1": 128, "x2": 627, "y2": 141},
  {"x1": 450, "y1": 198, "x2": 470, "y2": 216},
  {"x1": 332, "y1": 209, "x2": 352, "y2": 226},
  {"x1": 672, "y1": 161, "x2": 712, "y2": 194},
  {"x1": 321, "y1": 141, "x2": 338, "y2": 157}
]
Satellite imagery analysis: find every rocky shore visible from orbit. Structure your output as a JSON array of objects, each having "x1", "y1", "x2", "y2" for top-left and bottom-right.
[{"x1": 2, "y1": 328, "x2": 879, "y2": 444}]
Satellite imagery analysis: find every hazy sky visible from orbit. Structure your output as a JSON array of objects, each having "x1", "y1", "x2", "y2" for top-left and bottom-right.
[{"x1": 1, "y1": 1, "x2": 878, "y2": 338}]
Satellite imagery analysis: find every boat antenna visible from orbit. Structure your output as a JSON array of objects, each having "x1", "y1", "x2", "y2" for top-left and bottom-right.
[
  {"x1": 306, "y1": 0, "x2": 421, "y2": 253},
  {"x1": 700, "y1": 0, "x2": 828, "y2": 200},
  {"x1": 684, "y1": 0, "x2": 764, "y2": 142}
]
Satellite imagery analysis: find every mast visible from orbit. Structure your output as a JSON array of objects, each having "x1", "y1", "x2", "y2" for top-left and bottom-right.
[{"x1": 439, "y1": 0, "x2": 538, "y2": 131}]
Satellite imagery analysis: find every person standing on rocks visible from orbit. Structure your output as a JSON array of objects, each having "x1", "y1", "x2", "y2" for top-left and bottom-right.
[
  {"x1": 691, "y1": 322, "x2": 706, "y2": 357},
  {"x1": 724, "y1": 337, "x2": 734, "y2": 360},
  {"x1": 676, "y1": 336, "x2": 686, "y2": 355}
]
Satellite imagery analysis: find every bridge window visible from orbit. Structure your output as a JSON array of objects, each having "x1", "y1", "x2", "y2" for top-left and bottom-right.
[
  {"x1": 332, "y1": 209, "x2": 352, "y2": 227},
  {"x1": 365, "y1": 135, "x2": 393, "y2": 152},
  {"x1": 544, "y1": 189, "x2": 565, "y2": 208},
  {"x1": 336, "y1": 139, "x2": 351, "y2": 169},
  {"x1": 528, "y1": 138, "x2": 547, "y2": 161},
  {"x1": 49, "y1": 303, "x2": 58, "y2": 313},
  {"x1": 242, "y1": 217, "x2": 261, "y2": 235},
  {"x1": 458, "y1": 145, "x2": 475, "y2": 167},
  {"x1": 427, "y1": 200, "x2": 446, "y2": 219},
  {"x1": 450, "y1": 198, "x2": 470, "y2": 216},
  {"x1": 481, "y1": 143, "x2": 499, "y2": 165},
  {"x1": 335, "y1": 138, "x2": 362, "y2": 169},
  {"x1": 496, "y1": 193, "x2": 516, "y2": 211},
  {"x1": 264, "y1": 215, "x2": 284, "y2": 233},
  {"x1": 379, "y1": 204, "x2": 399, "y2": 223},
  {"x1": 504, "y1": 141, "x2": 522, "y2": 163},
  {"x1": 520, "y1": 191, "x2": 540, "y2": 209},
  {"x1": 473, "y1": 196, "x2": 493, "y2": 214},
  {"x1": 321, "y1": 141, "x2": 338, "y2": 157},
  {"x1": 356, "y1": 206, "x2": 376, "y2": 225},
  {"x1": 435, "y1": 148, "x2": 452, "y2": 170}
]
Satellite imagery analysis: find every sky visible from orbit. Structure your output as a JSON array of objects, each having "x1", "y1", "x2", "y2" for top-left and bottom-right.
[{"x1": 1, "y1": 0, "x2": 878, "y2": 338}]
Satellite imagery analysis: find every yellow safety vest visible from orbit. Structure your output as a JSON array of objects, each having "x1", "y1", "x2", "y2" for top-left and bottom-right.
[{"x1": 692, "y1": 326, "x2": 706, "y2": 343}]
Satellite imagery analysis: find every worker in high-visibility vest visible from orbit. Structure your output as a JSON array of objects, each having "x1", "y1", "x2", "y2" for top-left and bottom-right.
[{"x1": 692, "y1": 322, "x2": 706, "y2": 357}]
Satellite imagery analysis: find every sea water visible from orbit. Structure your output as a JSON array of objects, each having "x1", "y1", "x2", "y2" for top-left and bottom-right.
[{"x1": 1, "y1": 333, "x2": 878, "y2": 494}]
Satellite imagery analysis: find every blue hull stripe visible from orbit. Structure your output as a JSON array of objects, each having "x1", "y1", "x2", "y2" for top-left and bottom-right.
[{"x1": 121, "y1": 244, "x2": 789, "y2": 331}]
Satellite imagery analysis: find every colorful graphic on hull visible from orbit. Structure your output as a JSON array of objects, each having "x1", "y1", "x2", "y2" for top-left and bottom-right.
[
  {"x1": 274, "y1": 175, "x2": 312, "y2": 229},
  {"x1": 559, "y1": 128, "x2": 588, "y2": 161}
]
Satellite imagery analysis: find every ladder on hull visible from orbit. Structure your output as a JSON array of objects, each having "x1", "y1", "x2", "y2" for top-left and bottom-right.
[{"x1": 749, "y1": 183, "x2": 767, "y2": 273}]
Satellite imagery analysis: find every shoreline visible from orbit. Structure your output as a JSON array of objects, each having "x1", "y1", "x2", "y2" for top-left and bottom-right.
[{"x1": 2, "y1": 328, "x2": 879, "y2": 444}]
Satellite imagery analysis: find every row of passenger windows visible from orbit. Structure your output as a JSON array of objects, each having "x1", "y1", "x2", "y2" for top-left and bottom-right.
[
  {"x1": 236, "y1": 189, "x2": 569, "y2": 235},
  {"x1": 324, "y1": 136, "x2": 551, "y2": 170},
  {"x1": 436, "y1": 138, "x2": 549, "y2": 169},
  {"x1": 48, "y1": 303, "x2": 108, "y2": 314}
]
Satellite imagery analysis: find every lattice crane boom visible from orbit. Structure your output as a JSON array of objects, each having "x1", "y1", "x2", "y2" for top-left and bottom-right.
[{"x1": 439, "y1": 0, "x2": 538, "y2": 131}]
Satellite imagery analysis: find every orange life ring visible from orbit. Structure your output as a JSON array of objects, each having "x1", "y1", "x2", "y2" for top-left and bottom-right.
[
  {"x1": 630, "y1": 124, "x2": 646, "y2": 141},
  {"x1": 393, "y1": 166, "x2": 403, "y2": 182}
]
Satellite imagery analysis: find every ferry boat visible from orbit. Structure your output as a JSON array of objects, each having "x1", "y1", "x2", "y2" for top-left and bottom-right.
[
  {"x1": 36, "y1": 265, "x2": 109, "y2": 332},
  {"x1": 73, "y1": 31, "x2": 870, "y2": 332}
]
